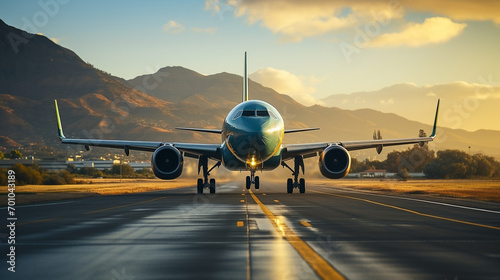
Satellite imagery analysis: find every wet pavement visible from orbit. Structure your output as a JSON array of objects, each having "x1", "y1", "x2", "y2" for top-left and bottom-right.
[{"x1": 1, "y1": 180, "x2": 500, "y2": 279}]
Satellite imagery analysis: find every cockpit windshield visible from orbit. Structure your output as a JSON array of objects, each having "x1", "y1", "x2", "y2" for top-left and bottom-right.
[
  {"x1": 233, "y1": 109, "x2": 277, "y2": 120},
  {"x1": 256, "y1": 110, "x2": 269, "y2": 117},
  {"x1": 242, "y1": 110, "x2": 255, "y2": 117}
]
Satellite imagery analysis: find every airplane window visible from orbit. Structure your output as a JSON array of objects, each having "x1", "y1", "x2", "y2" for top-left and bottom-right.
[
  {"x1": 256, "y1": 110, "x2": 270, "y2": 117},
  {"x1": 232, "y1": 110, "x2": 243, "y2": 120},
  {"x1": 242, "y1": 110, "x2": 255, "y2": 117}
]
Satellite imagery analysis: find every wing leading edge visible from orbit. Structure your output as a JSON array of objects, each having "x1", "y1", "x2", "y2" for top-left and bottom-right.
[
  {"x1": 282, "y1": 99, "x2": 440, "y2": 160},
  {"x1": 54, "y1": 100, "x2": 221, "y2": 160}
]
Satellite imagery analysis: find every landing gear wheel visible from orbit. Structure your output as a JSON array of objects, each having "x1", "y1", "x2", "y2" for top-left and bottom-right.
[
  {"x1": 299, "y1": 178, "x2": 305, "y2": 193},
  {"x1": 209, "y1": 178, "x2": 216, "y2": 194},
  {"x1": 255, "y1": 176, "x2": 260, "y2": 189},
  {"x1": 287, "y1": 178, "x2": 293, "y2": 193},
  {"x1": 197, "y1": 178, "x2": 203, "y2": 194},
  {"x1": 246, "y1": 176, "x2": 251, "y2": 189}
]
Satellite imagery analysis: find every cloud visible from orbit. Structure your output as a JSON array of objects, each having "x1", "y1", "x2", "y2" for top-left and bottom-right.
[
  {"x1": 405, "y1": 0, "x2": 500, "y2": 24},
  {"x1": 192, "y1": 27, "x2": 217, "y2": 34},
  {"x1": 163, "y1": 20, "x2": 185, "y2": 34},
  {"x1": 50, "y1": 37, "x2": 59, "y2": 44},
  {"x1": 206, "y1": 0, "x2": 404, "y2": 41},
  {"x1": 231, "y1": 1, "x2": 368, "y2": 42},
  {"x1": 370, "y1": 17, "x2": 466, "y2": 47},
  {"x1": 249, "y1": 67, "x2": 322, "y2": 106},
  {"x1": 205, "y1": 0, "x2": 498, "y2": 43}
]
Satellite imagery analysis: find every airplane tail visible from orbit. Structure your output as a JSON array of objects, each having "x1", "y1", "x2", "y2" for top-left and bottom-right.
[{"x1": 243, "y1": 52, "x2": 248, "y2": 102}]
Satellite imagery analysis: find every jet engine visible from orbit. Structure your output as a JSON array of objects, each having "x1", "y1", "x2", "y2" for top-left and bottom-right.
[
  {"x1": 151, "y1": 145, "x2": 183, "y2": 180},
  {"x1": 318, "y1": 144, "x2": 351, "y2": 179}
]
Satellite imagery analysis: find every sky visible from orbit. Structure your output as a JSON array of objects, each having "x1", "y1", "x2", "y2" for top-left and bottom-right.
[{"x1": 1, "y1": 0, "x2": 500, "y2": 107}]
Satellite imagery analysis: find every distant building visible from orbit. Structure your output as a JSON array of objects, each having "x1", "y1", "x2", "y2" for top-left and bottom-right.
[
  {"x1": 0, "y1": 159, "x2": 150, "y2": 171},
  {"x1": 360, "y1": 169, "x2": 386, "y2": 178}
]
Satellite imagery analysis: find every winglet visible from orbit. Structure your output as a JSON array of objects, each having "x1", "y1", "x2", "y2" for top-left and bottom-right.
[
  {"x1": 243, "y1": 51, "x2": 248, "y2": 102},
  {"x1": 54, "y1": 100, "x2": 66, "y2": 139},
  {"x1": 430, "y1": 99, "x2": 440, "y2": 138}
]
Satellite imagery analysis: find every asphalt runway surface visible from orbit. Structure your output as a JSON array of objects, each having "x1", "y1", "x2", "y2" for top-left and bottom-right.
[{"x1": 2, "y1": 180, "x2": 500, "y2": 279}]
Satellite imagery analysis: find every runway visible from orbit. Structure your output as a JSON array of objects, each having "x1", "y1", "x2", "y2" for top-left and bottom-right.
[{"x1": 2, "y1": 180, "x2": 500, "y2": 279}]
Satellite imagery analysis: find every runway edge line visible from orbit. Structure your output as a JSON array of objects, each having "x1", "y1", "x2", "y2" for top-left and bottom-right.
[{"x1": 311, "y1": 190, "x2": 500, "y2": 231}]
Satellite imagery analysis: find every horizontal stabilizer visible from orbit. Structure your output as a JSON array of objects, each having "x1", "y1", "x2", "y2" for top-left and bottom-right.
[
  {"x1": 176, "y1": 127, "x2": 223, "y2": 134},
  {"x1": 284, "y1": 128, "x2": 320, "y2": 134}
]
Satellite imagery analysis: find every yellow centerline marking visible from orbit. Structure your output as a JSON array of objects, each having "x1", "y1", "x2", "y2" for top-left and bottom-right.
[
  {"x1": 249, "y1": 190, "x2": 345, "y2": 280},
  {"x1": 274, "y1": 199, "x2": 279, "y2": 203},
  {"x1": 240, "y1": 199, "x2": 245, "y2": 202},
  {"x1": 84, "y1": 196, "x2": 169, "y2": 214},
  {"x1": 237, "y1": 221, "x2": 244, "y2": 227},
  {"x1": 311, "y1": 190, "x2": 500, "y2": 231},
  {"x1": 300, "y1": 220, "x2": 312, "y2": 227}
]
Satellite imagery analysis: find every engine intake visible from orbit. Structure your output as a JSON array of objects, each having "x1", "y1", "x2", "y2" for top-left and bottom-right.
[
  {"x1": 151, "y1": 145, "x2": 183, "y2": 180},
  {"x1": 319, "y1": 144, "x2": 351, "y2": 179}
]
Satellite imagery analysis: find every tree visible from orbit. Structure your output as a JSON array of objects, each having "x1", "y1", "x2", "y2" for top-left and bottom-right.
[
  {"x1": 66, "y1": 163, "x2": 77, "y2": 174},
  {"x1": 373, "y1": 130, "x2": 382, "y2": 140},
  {"x1": 473, "y1": 154, "x2": 495, "y2": 177},
  {"x1": 385, "y1": 151, "x2": 401, "y2": 173},
  {"x1": 397, "y1": 166, "x2": 411, "y2": 181},
  {"x1": 419, "y1": 129, "x2": 427, "y2": 138},
  {"x1": 386, "y1": 145, "x2": 435, "y2": 173},
  {"x1": 10, "y1": 163, "x2": 42, "y2": 185},
  {"x1": 0, "y1": 168, "x2": 7, "y2": 185},
  {"x1": 422, "y1": 150, "x2": 499, "y2": 179},
  {"x1": 110, "y1": 164, "x2": 135, "y2": 177},
  {"x1": 350, "y1": 158, "x2": 368, "y2": 173},
  {"x1": 43, "y1": 170, "x2": 75, "y2": 185},
  {"x1": 79, "y1": 167, "x2": 103, "y2": 178},
  {"x1": 9, "y1": 150, "x2": 22, "y2": 159}
]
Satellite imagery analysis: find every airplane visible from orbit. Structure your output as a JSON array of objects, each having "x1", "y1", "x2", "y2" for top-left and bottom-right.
[{"x1": 55, "y1": 52, "x2": 440, "y2": 194}]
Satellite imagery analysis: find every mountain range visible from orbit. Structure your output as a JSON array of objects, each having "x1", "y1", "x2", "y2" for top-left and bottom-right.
[
  {"x1": 1, "y1": 19, "x2": 499, "y2": 160},
  {"x1": 321, "y1": 82, "x2": 500, "y2": 132}
]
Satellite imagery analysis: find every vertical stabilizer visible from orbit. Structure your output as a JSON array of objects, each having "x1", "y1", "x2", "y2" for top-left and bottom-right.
[{"x1": 243, "y1": 52, "x2": 248, "y2": 102}]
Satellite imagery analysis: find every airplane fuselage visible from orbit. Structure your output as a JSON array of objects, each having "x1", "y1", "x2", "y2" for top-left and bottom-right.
[{"x1": 221, "y1": 100, "x2": 284, "y2": 171}]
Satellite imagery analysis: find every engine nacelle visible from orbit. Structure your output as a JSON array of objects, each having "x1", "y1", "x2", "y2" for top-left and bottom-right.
[
  {"x1": 318, "y1": 144, "x2": 351, "y2": 179},
  {"x1": 151, "y1": 145, "x2": 183, "y2": 180}
]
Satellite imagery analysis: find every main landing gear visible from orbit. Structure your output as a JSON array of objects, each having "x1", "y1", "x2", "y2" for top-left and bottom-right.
[
  {"x1": 281, "y1": 156, "x2": 306, "y2": 193},
  {"x1": 245, "y1": 171, "x2": 260, "y2": 190},
  {"x1": 197, "y1": 156, "x2": 221, "y2": 194}
]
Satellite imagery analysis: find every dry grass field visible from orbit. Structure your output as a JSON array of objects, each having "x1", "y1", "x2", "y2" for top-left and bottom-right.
[
  {"x1": 2, "y1": 178, "x2": 500, "y2": 205},
  {"x1": 1, "y1": 178, "x2": 196, "y2": 205},
  {"x1": 313, "y1": 179, "x2": 500, "y2": 203}
]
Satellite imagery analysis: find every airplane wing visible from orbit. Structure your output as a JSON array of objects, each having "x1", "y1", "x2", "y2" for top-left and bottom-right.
[
  {"x1": 282, "y1": 99, "x2": 440, "y2": 161},
  {"x1": 55, "y1": 100, "x2": 221, "y2": 160}
]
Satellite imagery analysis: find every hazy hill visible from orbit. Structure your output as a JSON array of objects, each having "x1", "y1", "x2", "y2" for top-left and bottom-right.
[
  {"x1": 1, "y1": 19, "x2": 499, "y2": 160},
  {"x1": 321, "y1": 82, "x2": 500, "y2": 132},
  {"x1": 0, "y1": 19, "x2": 175, "y2": 148}
]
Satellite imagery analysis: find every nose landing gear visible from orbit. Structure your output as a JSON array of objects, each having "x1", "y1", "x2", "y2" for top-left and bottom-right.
[{"x1": 246, "y1": 171, "x2": 260, "y2": 190}]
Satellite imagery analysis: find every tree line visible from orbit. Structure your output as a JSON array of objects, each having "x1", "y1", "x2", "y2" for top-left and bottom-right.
[
  {"x1": 0, "y1": 163, "x2": 153, "y2": 186},
  {"x1": 351, "y1": 144, "x2": 500, "y2": 179},
  {"x1": 0, "y1": 150, "x2": 23, "y2": 159}
]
